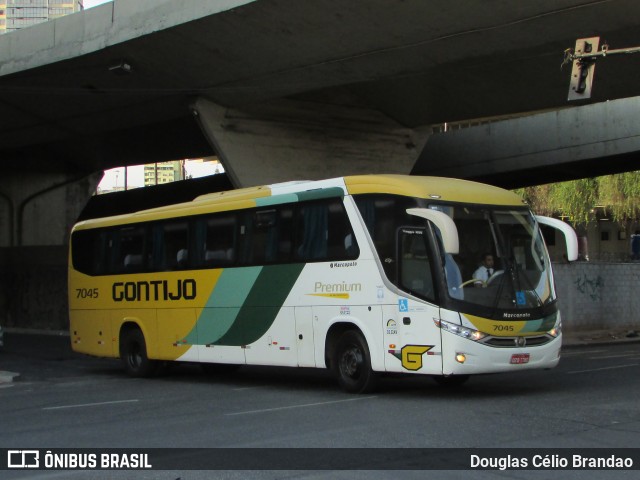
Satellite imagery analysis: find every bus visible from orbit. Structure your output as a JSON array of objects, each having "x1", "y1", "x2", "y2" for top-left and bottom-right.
[{"x1": 68, "y1": 174, "x2": 578, "y2": 393}]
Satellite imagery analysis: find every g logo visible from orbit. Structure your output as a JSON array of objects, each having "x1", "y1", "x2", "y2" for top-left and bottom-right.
[{"x1": 401, "y1": 345, "x2": 432, "y2": 371}]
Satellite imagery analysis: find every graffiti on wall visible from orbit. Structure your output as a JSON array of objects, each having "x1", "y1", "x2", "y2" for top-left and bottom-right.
[{"x1": 574, "y1": 274, "x2": 604, "y2": 301}]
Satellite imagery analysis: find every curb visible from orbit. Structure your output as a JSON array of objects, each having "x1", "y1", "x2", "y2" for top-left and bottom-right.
[
  {"x1": 4, "y1": 327, "x2": 69, "y2": 337},
  {"x1": 562, "y1": 329, "x2": 640, "y2": 348},
  {"x1": 0, "y1": 371, "x2": 20, "y2": 384}
]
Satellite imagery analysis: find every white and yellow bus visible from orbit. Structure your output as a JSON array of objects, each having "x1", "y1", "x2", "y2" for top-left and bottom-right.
[{"x1": 69, "y1": 175, "x2": 577, "y2": 392}]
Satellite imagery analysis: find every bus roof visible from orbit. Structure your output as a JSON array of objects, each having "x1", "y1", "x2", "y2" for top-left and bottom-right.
[
  {"x1": 73, "y1": 175, "x2": 525, "y2": 229},
  {"x1": 344, "y1": 175, "x2": 524, "y2": 206}
]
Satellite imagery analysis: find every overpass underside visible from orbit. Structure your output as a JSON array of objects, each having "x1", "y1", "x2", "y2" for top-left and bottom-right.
[{"x1": 413, "y1": 96, "x2": 640, "y2": 189}]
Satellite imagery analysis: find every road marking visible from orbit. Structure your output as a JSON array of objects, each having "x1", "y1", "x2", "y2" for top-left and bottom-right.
[
  {"x1": 589, "y1": 354, "x2": 638, "y2": 360},
  {"x1": 232, "y1": 386, "x2": 264, "y2": 391},
  {"x1": 43, "y1": 399, "x2": 139, "y2": 410},
  {"x1": 225, "y1": 396, "x2": 377, "y2": 416},
  {"x1": 561, "y1": 349, "x2": 608, "y2": 356},
  {"x1": 567, "y1": 363, "x2": 639, "y2": 374}
]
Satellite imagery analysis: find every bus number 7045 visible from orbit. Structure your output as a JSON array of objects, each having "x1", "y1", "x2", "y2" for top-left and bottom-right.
[{"x1": 76, "y1": 288, "x2": 99, "y2": 299}]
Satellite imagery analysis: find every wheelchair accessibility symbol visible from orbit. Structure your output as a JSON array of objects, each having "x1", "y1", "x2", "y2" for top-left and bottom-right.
[{"x1": 398, "y1": 298, "x2": 408, "y2": 312}]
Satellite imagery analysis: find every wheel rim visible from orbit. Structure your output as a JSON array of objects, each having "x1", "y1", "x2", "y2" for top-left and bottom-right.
[
  {"x1": 340, "y1": 343, "x2": 364, "y2": 381},
  {"x1": 127, "y1": 342, "x2": 142, "y2": 370}
]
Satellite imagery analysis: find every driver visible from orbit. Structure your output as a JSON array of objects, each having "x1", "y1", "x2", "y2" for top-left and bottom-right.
[{"x1": 472, "y1": 253, "x2": 495, "y2": 287}]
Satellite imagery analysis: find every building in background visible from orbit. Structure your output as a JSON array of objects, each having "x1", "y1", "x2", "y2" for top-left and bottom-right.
[
  {"x1": 144, "y1": 160, "x2": 185, "y2": 187},
  {"x1": 0, "y1": 1, "x2": 83, "y2": 35},
  {"x1": 97, "y1": 157, "x2": 223, "y2": 194}
]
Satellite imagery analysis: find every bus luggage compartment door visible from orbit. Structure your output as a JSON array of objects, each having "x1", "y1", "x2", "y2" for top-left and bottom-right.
[{"x1": 295, "y1": 306, "x2": 316, "y2": 367}]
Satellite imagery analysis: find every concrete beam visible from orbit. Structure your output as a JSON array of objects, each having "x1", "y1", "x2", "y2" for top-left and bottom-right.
[
  {"x1": 414, "y1": 97, "x2": 640, "y2": 188},
  {"x1": 192, "y1": 97, "x2": 429, "y2": 187},
  {"x1": 0, "y1": 0, "x2": 256, "y2": 77}
]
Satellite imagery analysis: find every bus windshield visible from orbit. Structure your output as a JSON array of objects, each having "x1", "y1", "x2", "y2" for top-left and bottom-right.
[{"x1": 435, "y1": 204, "x2": 555, "y2": 311}]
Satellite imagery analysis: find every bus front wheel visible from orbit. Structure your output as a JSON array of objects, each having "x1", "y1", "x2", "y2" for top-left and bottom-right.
[
  {"x1": 333, "y1": 330, "x2": 376, "y2": 393},
  {"x1": 120, "y1": 328, "x2": 157, "y2": 378}
]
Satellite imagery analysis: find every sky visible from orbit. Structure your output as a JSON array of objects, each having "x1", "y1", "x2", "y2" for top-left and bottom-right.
[{"x1": 84, "y1": 0, "x2": 112, "y2": 9}]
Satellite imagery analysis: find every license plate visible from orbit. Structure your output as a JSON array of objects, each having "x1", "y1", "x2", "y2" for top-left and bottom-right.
[{"x1": 510, "y1": 353, "x2": 530, "y2": 364}]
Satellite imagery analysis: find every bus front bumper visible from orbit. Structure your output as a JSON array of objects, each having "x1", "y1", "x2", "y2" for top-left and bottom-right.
[{"x1": 440, "y1": 331, "x2": 562, "y2": 375}]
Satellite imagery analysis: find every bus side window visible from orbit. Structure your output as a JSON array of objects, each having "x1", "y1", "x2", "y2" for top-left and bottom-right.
[
  {"x1": 236, "y1": 206, "x2": 294, "y2": 266},
  {"x1": 71, "y1": 229, "x2": 107, "y2": 276},
  {"x1": 151, "y1": 220, "x2": 189, "y2": 271},
  {"x1": 248, "y1": 209, "x2": 277, "y2": 264},
  {"x1": 354, "y1": 195, "x2": 421, "y2": 282},
  {"x1": 296, "y1": 198, "x2": 357, "y2": 261},
  {"x1": 114, "y1": 226, "x2": 147, "y2": 273},
  {"x1": 202, "y1": 213, "x2": 237, "y2": 268},
  {"x1": 326, "y1": 198, "x2": 358, "y2": 259},
  {"x1": 296, "y1": 202, "x2": 327, "y2": 260}
]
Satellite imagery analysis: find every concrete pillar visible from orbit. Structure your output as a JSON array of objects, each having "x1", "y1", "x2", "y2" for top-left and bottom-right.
[
  {"x1": 0, "y1": 171, "x2": 101, "y2": 330},
  {"x1": 192, "y1": 97, "x2": 430, "y2": 188}
]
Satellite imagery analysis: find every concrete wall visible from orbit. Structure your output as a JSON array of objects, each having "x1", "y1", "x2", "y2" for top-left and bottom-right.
[
  {"x1": 553, "y1": 262, "x2": 640, "y2": 332},
  {"x1": 0, "y1": 172, "x2": 100, "y2": 330},
  {"x1": 0, "y1": 247, "x2": 68, "y2": 331},
  {"x1": 0, "y1": 172, "x2": 100, "y2": 247}
]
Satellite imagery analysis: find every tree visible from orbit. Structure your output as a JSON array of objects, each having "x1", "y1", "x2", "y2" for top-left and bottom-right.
[{"x1": 514, "y1": 172, "x2": 640, "y2": 229}]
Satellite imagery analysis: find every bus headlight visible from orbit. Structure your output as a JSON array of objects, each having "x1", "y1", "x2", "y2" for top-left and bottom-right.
[
  {"x1": 435, "y1": 319, "x2": 486, "y2": 342},
  {"x1": 548, "y1": 319, "x2": 562, "y2": 338}
]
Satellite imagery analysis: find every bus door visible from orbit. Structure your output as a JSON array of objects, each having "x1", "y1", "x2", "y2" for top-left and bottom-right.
[{"x1": 382, "y1": 227, "x2": 442, "y2": 375}]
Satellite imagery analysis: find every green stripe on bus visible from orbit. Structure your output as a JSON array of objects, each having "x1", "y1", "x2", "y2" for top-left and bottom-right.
[
  {"x1": 255, "y1": 194, "x2": 299, "y2": 207},
  {"x1": 213, "y1": 263, "x2": 305, "y2": 346},
  {"x1": 186, "y1": 267, "x2": 262, "y2": 345},
  {"x1": 520, "y1": 312, "x2": 558, "y2": 333},
  {"x1": 254, "y1": 187, "x2": 344, "y2": 207},
  {"x1": 296, "y1": 187, "x2": 344, "y2": 202}
]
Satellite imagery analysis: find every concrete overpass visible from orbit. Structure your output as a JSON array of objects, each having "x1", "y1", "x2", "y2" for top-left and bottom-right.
[{"x1": 3, "y1": 0, "x2": 640, "y2": 329}]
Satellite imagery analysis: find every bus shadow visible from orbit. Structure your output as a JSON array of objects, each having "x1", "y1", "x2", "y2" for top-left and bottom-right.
[
  {"x1": 152, "y1": 363, "x2": 338, "y2": 393},
  {"x1": 82, "y1": 358, "x2": 585, "y2": 398}
]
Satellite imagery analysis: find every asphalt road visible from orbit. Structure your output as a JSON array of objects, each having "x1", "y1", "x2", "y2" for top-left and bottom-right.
[{"x1": 1, "y1": 332, "x2": 639, "y2": 480}]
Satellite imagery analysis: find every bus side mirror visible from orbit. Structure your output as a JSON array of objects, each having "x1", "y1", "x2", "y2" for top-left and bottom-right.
[
  {"x1": 406, "y1": 208, "x2": 459, "y2": 254},
  {"x1": 535, "y1": 215, "x2": 579, "y2": 262}
]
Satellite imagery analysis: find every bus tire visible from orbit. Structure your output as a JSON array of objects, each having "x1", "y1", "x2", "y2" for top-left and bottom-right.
[
  {"x1": 120, "y1": 328, "x2": 157, "y2": 378},
  {"x1": 333, "y1": 330, "x2": 377, "y2": 394}
]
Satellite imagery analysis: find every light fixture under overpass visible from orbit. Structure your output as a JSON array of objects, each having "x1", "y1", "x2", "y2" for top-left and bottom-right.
[{"x1": 108, "y1": 61, "x2": 133, "y2": 75}]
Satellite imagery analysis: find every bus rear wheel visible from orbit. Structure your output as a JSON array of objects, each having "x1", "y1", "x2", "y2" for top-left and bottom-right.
[
  {"x1": 333, "y1": 330, "x2": 376, "y2": 393},
  {"x1": 120, "y1": 328, "x2": 157, "y2": 378}
]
